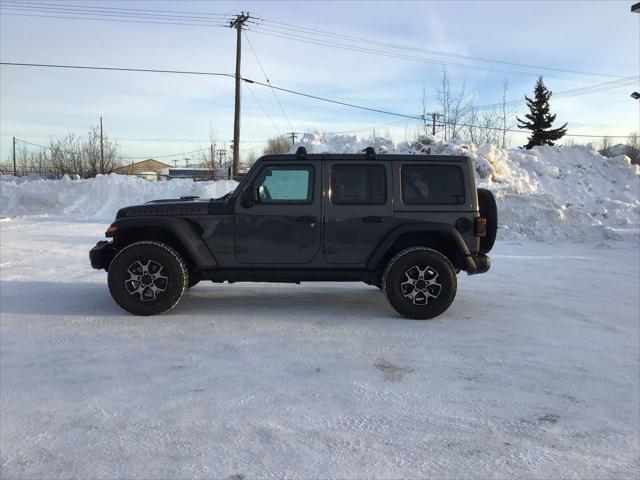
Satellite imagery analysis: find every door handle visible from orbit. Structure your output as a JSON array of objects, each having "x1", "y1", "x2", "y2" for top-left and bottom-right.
[
  {"x1": 362, "y1": 216, "x2": 383, "y2": 223},
  {"x1": 294, "y1": 215, "x2": 318, "y2": 223}
]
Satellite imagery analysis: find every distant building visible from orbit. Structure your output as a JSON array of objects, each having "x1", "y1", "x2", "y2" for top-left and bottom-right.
[
  {"x1": 158, "y1": 167, "x2": 215, "y2": 181},
  {"x1": 113, "y1": 159, "x2": 173, "y2": 180}
]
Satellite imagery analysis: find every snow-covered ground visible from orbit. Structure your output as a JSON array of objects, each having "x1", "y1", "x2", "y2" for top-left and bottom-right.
[
  {"x1": 1, "y1": 138, "x2": 639, "y2": 477},
  {"x1": 1, "y1": 218, "x2": 639, "y2": 478}
]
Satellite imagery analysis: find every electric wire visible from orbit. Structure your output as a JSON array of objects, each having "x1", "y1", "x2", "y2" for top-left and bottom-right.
[
  {"x1": 0, "y1": 3, "x2": 229, "y2": 22},
  {"x1": 1, "y1": 62, "x2": 635, "y2": 139},
  {"x1": 244, "y1": 30, "x2": 294, "y2": 133},
  {"x1": 245, "y1": 26, "x2": 622, "y2": 83},
  {"x1": 259, "y1": 18, "x2": 622, "y2": 80},
  {"x1": 244, "y1": 82, "x2": 283, "y2": 136}
]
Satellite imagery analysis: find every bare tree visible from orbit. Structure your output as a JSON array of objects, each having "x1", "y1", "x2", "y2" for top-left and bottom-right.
[
  {"x1": 626, "y1": 132, "x2": 639, "y2": 164},
  {"x1": 599, "y1": 135, "x2": 613, "y2": 155},
  {"x1": 45, "y1": 125, "x2": 121, "y2": 178},
  {"x1": 438, "y1": 68, "x2": 471, "y2": 141},
  {"x1": 263, "y1": 135, "x2": 291, "y2": 155},
  {"x1": 498, "y1": 78, "x2": 515, "y2": 148}
]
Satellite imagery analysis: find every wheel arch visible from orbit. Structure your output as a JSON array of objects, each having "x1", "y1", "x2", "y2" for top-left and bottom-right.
[
  {"x1": 108, "y1": 217, "x2": 218, "y2": 271},
  {"x1": 366, "y1": 223, "x2": 477, "y2": 273}
]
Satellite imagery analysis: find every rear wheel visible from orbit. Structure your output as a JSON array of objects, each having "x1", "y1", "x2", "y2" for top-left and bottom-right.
[
  {"x1": 477, "y1": 188, "x2": 498, "y2": 253},
  {"x1": 107, "y1": 241, "x2": 188, "y2": 315},
  {"x1": 382, "y1": 247, "x2": 457, "y2": 320}
]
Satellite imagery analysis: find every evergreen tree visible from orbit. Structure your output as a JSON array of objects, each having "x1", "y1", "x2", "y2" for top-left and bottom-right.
[{"x1": 517, "y1": 77, "x2": 567, "y2": 149}]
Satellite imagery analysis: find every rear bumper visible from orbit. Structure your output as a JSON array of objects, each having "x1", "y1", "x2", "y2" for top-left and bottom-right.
[
  {"x1": 90, "y1": 241, "x2": 118, "y2": 270},
  {"x1": 466, "y1": 253, "x2": 491, "y2": 275}
]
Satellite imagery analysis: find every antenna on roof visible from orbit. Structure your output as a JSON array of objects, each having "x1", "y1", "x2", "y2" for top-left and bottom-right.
[
  {"x1": 296, "y1": 146, "x2": 307, "y2": 158},
  {"x1": 362, "y1": 146, "x2": 376, "y2": 159}
]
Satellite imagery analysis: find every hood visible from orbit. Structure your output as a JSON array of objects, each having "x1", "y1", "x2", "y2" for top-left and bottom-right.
[{"x1": 116, "y1": 198, "x2": 211, "y2": 219}]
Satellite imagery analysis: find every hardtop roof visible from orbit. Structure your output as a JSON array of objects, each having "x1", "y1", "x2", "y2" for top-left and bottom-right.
[{"x1": 258, "y1": 153, "x2": 468, "y2": 162}]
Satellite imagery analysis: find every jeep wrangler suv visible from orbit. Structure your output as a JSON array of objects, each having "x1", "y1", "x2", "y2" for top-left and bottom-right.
[{"x1": 90, "y1": 147, "x2": 497, "y2": 319}]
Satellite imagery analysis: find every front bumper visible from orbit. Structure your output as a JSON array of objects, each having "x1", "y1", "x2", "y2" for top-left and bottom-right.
[{"x1": 89, "y1": 241, "x2": 118, "y2": 270}]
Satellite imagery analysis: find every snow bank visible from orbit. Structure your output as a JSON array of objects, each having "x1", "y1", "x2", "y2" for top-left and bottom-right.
[
  {"x1": 1, "y1": 134, "x2": 638, "y2": 243},
  {"x1": 291, "y1": 133, "x2": 640, "y2": 242},
  {"x1": 0, "y1": 174, "x2": 237, "y2": 221}
]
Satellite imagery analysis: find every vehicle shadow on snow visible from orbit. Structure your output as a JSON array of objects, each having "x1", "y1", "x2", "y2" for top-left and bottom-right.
[
  {"x1": 181, "y1": 284, "x2": 392, "y2": 318},
  {"x1": 0, "y1": 280, "x2": 400, "y2": 319}
]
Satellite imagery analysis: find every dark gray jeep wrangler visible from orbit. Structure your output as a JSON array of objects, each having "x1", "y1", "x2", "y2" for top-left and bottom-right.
[{"x1": 90, "y1": 147, "x2": 496, "y2": 319}]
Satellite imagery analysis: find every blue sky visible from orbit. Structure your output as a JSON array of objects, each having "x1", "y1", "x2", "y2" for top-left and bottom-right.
[{"x1": 1, "y1": 0, "x2": 638, "y2": 164}]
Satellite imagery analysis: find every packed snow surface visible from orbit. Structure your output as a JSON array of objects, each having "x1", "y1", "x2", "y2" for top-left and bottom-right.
[
  {"x1": 1, "y1": 219, "x2": 639, "y2": 478},
  {"x1": 292, "y1": 134, "x2": 640, "y2": 242}
]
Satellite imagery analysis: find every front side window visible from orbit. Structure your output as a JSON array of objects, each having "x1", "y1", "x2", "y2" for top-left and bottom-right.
[
  {"x1": 401, "y1": 165, "x2": 465, "y2": 205},
  {"x1": 255, "y1": 166, "x2": 313, "y2": 203},
  {"x1": 331, "y1": 164, "x2": 386, "y2": 205}
]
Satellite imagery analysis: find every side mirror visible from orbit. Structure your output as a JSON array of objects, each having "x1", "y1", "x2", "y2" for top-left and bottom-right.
[{"x1": 241, "y1": 185, "x2": 260, "y2": 208}]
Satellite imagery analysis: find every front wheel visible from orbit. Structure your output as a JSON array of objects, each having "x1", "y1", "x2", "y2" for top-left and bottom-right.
[
  {"x1": 382, "y1": 247, "x2": 457, "y2": 320},
  {"x1": 107, "y1": 241, "x2": 189, "y2": 315}
]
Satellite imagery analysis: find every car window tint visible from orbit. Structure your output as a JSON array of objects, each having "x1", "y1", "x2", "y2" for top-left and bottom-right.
[
  {"x1": 331, "y1": 165, "x2": 386, "y2": 205},
  {"x1": 257, "y1": 166, "x2": 312, "y2": 203},
  {"x1": 401, "y1": 165, "x2": 465, "y2": 205}
]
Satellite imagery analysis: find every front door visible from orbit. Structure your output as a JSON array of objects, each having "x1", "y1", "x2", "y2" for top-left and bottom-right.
[
  {"x1": 323, "y1": 161, "x2": 393, "y2": 264},
  {"x1": 235, "y1": 163, "x2": 321, "y2": 264}
]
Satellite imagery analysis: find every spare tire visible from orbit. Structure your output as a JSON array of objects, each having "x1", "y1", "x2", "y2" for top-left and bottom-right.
[{"x1": 477, "y1": 188, "x2": 498, "y2": 253}]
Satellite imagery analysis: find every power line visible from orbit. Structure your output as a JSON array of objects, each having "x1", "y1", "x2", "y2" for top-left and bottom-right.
[
  {"x1": 475, "y1": 76, "x2": 639, "y2": 110},
  {"x1": 258, "y1": 18, "x2": 622, "y2": 80},
  {"x1": 0, "y1": 2, "x2": 230, "y2": 27},
  {"x1": 0, "y1": 3, "x2": 229, "y2": 22},
  {"x1": 1, "y1": 62, "x2": 634, "y2": 139},
  {"x1": 0, "y1": 61, "x2": 234, "y2": 78},
  {"x1": 245, "y1": 83, "x2": 282, "y2": 135},
  {"x1": 244, "y1": 30, "x2": 294, "y2": 132},
  {"x1": 121, "y1": 148, "x2": 208, "y2": 160},
  {"x1": 13, "y1": 137, "x2": 211, "y2": 159},
  {"x1": 0, "y1": 61, "x2": 423, "y2": 119},
  {"x1": 246, "y1": 26, "x2": 624, "y2": 83},
  {"x1": 1, "y1": 1, "x2": 229, "y2": 18},
  {"x1": 0, "y1": 11, "x2": 229, "y2": 28}
]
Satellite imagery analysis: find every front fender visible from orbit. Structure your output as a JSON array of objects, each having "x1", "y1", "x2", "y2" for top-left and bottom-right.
[{"x1": 107, "y1": 216, "x2": 218, "y2": 270}]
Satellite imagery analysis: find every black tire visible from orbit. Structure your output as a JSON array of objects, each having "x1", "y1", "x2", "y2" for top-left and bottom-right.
[
  {"x1": 477, "y1": 188, "x2": 498, "y2": 254},
  {"x1": 382, "y1": 247, "x2": 457, "y2": 320},
  {"x1": 107, "y1": 241, "x2": 188, "y2": 315},
  {"x1": 188, "y1": 274, "x2": 201, "y2": 289}
]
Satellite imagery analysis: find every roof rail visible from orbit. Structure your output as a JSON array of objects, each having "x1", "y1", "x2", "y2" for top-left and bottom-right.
[
  {"x1": 362, "y1": 146, "x2": 376, "y2": 159},
  {"x1": 296, "y1": 146, "x2": 307, "y2": 158}
]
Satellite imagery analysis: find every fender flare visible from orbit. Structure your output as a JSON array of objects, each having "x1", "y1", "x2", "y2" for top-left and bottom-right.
[
  {"x1": 107, "y1": 217, "x2": 218, "y2": 270},
  {"x1": 366, "y1": 222, "x2": 477, "y2": 273}
]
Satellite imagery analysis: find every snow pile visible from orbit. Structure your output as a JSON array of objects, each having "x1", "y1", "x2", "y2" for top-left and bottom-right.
[
  {"x1": 292, "y1": 133, "x2": 640, "y2": 242},
  {"x1": 1, "y1": 134, "x2": 638, "y2": 243},
  {"x1": 0, "y1": 174, "x2": 237, "y2": 221}
]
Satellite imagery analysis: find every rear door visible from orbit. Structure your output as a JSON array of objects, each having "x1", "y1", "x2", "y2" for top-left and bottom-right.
[
  {"x1": 235, "y1": 162, "x2": 321, "y2": 264},
  {"x1": 323, "y1": 160, "x2": 393, "y2": 264}
]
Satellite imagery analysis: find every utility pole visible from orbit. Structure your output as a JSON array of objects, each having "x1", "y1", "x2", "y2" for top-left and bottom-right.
[
  {"x1": 12, "y1": 136, "x2": 16, "y2": 176},
  {"x1": 229, "y1": 12, "x2": 251, "y2": 179},
  {"x1": 217, "y1": 149, "x2": 226, "y2": 167},
  {"x1": 99, "y1": 116, "x2": 104, "y2": 174},
  {"x1": 210, "y1": 143, "x2": 215, "y2": 178},
  {"x1": 430, "y1": 113, "x2": 444, "y2": 136},
  {"x1": 287, "y1": 132, "x2": 298, "y2": 146}
]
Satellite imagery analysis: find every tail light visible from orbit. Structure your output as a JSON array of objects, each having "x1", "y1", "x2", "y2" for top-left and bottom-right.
[{"x1": 474, "y1": 217, "x2": 487, "y2": 237}]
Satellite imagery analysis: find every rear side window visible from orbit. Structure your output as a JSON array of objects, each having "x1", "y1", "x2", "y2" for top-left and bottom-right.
[
  {"x1": 401, "y1": 165, "x2": 465, "y2": 205},
  {"x1": 331, "y1": 165, "x2": 386, "y2": 205}
]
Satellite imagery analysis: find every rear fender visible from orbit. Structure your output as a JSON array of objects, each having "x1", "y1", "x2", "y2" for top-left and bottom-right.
[{"x1": 367, "y1": 222, "x2": 477, "y2": 273}]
